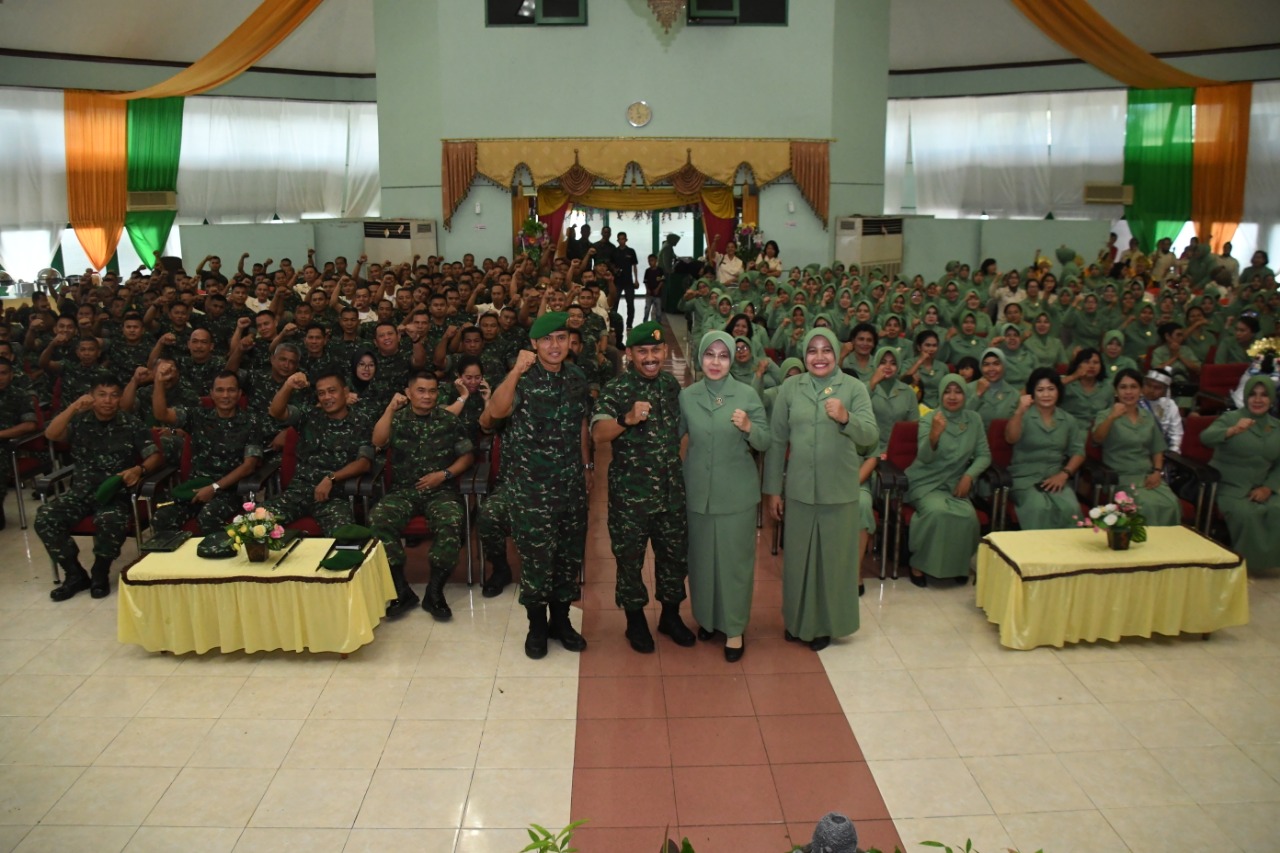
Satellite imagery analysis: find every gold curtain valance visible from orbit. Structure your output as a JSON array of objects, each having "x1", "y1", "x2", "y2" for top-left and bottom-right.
[
  {"x1": 472, "y1": 137, "x2": 799, "y2": 187},
  {"x1": 537, "y1": 186, "x2": 736, "y2": 220}
]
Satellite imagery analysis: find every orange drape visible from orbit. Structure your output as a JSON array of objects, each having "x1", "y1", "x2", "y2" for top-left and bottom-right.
[
  {"x1": 442, "y1": 141, "x2": 478, "y2": 230},
  {"x1": 1192, "y1": 83, "x2": 1252, "y2": 252},
  {"x1": 512, "y1": 192, "x2": 529, "y2": 243},
  {"x1": 64, "y1": 90, "x2": 127, "y2": 270},
  {"x1": 1011, "y1": 0, "x2": 1218, "y2": 89},
  {"x1": 741, "y1": 187, "x2": 759, "y2": 229},
  {"x1": 790, "y1": 141, "x2": 829, "y2": 228},
  {"x1": 109, "y1": 0, "x2": 326, "y2": 99}
]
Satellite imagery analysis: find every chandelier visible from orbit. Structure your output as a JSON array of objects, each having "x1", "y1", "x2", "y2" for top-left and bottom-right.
[{"x1": 648, "y1": 0, "x2": 686, "y2": 33}]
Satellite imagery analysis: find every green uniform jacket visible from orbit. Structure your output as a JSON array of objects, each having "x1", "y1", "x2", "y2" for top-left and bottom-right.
[
  {"x1": 904, "y1": 408, "x2": 991, "y2": 502},
  {"x1": 869, "y1": 378, "x2": 920, "y2": 455},
  {"x1": 592, "y1": 368, "x2": 685, "y2": 512},
  {"x1": 386, "y1": 406, "x2": 473, "y2": 490},
  {"x1": 679, "y1": 377, "x2": 772, "y2": 515},
  {"x1": 763, "y1": 372, "x2": 878, "y2": 504}
]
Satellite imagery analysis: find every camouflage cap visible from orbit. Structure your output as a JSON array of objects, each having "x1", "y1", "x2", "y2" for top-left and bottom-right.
[
  {"x1": 625, "y1": 322, "x2": 665, "y2": 348},
  {"x1": 529, "y1": 311, "x2": 569, "y2": 340}
]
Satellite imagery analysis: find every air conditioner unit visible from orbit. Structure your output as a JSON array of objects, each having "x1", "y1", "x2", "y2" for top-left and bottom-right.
[
  {"x1": 1083, "y1": 183, "x2": 1134, "y2": 205},
  {"x1": 363, "y1": 219, "x2": 438, "y2": 265},
  {"x1": 127, "y1": 191, "x2": 177, "y2": 212},
  {"x1": 835, "y1": 216, "x2": 904, "y2": 280}
]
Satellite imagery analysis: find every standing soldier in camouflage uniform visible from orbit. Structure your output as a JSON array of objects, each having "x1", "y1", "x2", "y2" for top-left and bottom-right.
[
  {"x1": 483, "y1": 312, "x2": 592, "y2": 659},
  {"x1": 0, "y1": 357, "x2": 38, "y2": 529},
  {"x1": 150, "y1": 366, "x2": 263, "y2": 534},
  {"x1": 591, "y1": 321, "x2": 695, "y2": 652},
  {"x1": 38, "y1": 376, "x2": 162, "y2": 601},
  {"x1": 368, "y1": 372, "x2": 475, "y2": 620},
  {"x1": 263, "y1": 370, "x2": 374, "y2": 533}
]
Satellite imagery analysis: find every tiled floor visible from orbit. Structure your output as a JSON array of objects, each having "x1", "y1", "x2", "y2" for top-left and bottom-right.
[{"x1": 1, "y1": 326, "x2": 1278, "y2": 852}]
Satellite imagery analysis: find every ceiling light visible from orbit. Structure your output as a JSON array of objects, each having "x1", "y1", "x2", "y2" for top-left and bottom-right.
[{"x1": 516, "y1": 0, "x2": 536, "y2": 18}]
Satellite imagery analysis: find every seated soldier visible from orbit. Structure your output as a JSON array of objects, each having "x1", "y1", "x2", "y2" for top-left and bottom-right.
[
  {"x1": 38, "y1": 376, "x2": 163, "y2": 601},
  {"x1": 369, "y1": 372, "x2": 475, "y2": 620},
  {"x1": 0, "y1": 357, "x2": 38, "y2": 529},
  {"x1": 172, "y1": 327, "x2": 226, "y2": 399},
  {"x1": 39, "y1": 329, "x2": 107, "y2": 404},
  {"x1": 440, "y1": 355, "x2": 490, "y2": 445},
  {"x1": 107, "y1": 313, "x2": 153, "y2": 386},
  {"x1": 262, "y1": 370, "x2": 373, "y2": 534},
  {"x1": 151, "y1": 366, "x2": 264, "y2": 534}
]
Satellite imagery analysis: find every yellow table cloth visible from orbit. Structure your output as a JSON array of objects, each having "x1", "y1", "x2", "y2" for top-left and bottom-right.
[
  {"x1": 976, "y1": 526, "x2": 1249, "y2": 650},
  {"x1": 118, "y1": 538, "x2": 396, "y2": 655}
]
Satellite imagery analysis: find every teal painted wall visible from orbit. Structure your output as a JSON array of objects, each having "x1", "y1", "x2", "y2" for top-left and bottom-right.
[
  {"x1": 900, "y1": 218, "x2": 1109, "y2": 283},
  {"x1": 374, "y1": 0, "x2": 890, "y2": 264}
]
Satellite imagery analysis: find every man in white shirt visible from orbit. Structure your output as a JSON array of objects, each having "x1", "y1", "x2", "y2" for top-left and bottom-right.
[{"x1": 1141, "y1": 369, "x2": 1183, "y2": 454}]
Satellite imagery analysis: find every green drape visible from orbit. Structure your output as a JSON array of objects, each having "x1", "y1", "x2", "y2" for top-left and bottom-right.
[
  {"x1": 1122, "y1": 88, "x2": 1193, "y2": 251},
  {"x1": 124, "y1": 97, "x2": 184, "y2": 262}
]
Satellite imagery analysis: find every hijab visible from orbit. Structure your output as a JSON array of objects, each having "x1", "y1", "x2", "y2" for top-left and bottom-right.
[
  {"x1": 801, "y1": 327, "x2": 841, "y2": 389},
  {"x1": 350, "y1": 347, "x2": 378, "y2": 394},
  {"x1": 730, "y1": 335, "x2": 759, "y2": 384},
  {"x1": 697, "y1": 330, "x2": 735, "y2": 396}
]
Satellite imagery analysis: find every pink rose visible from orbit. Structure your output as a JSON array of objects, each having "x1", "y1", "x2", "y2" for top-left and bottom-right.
[
  {"x1": 243, "y1": 502, "x2": 255, "y2": 512},
  {"x1": 1114, "y1": 491, "x2": 1129, "y2": 503},
  {"x1": 254, "y1": 507, "x2": 268, "y2": 520},
  {"x1": 269, "y1": 526, "x2": 283, "y2": 539}
]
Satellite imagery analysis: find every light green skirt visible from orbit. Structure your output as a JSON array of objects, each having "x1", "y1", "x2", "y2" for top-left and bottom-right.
[
  {"x1": 781, "y1": 500, "x2": 861, "y2": 641},
  {"x1": 687, "y1": 508, "x2": 758, "y2": 637}
]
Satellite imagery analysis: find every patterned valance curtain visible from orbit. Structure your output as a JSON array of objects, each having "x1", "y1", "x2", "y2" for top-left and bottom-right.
[{"x1": 450, "y1": 138, "x2": 829, "y2": 229}]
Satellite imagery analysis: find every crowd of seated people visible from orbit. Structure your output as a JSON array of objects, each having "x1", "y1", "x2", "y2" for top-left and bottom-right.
[{"x1": 1, "y1": 231, "x2": 1276, "y2": 659}]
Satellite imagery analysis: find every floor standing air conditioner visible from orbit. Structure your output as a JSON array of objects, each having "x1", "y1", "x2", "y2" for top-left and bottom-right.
[
  {"x1": 834, "y1": 216, "x2": 904, "y2": 280},
  {"x1": 363, "y1": 219, "x2": 438, "y2": 265}
]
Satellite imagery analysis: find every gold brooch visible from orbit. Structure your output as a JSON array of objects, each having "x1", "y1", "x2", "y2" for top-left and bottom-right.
[{"x1": 823, "y1": 386, "x2": 833, "y2": 395}]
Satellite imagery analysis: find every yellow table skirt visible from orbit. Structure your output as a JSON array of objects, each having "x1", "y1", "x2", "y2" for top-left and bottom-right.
[
  {"x1": 118, "y1": 538, "x2": 397, "y2": 655},
  {"x1": 976, "y1": 527, "x2": 1250, "y2": 650}
]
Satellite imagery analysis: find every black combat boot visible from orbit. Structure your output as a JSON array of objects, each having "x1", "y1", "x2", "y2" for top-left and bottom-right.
[
  {"x1": 524, "y1": 604, "x2": 549, "y2": 659},
  {"x1": 624, "y1": 608, "x2": 655, "y2": 654},
  {"x1": 481, "y1": 552, "x2": 512, "y2": 598},
  {"x1": 547, "y1": 602, "x2": 587, "y2": 652},
  {"x1": 422, "y1": 568, "x2": 452, "y2": 621},
  {"x1": 89, "y1": 556, "x2": 113, "y2": 599},
  {"x1": 385, "y1": 564, "x2": 420, "y2": 619},
  {"x1": 50, "y1": 560, "x2": 90, "y2": 602},
  {"x1": 657, "y1": 601, "x2": 695, "y2": 647}
]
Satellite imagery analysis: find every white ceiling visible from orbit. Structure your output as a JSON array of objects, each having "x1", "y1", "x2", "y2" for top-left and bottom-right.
[{"x1": 0, "y1": 0, "x2": 1275, "y2": 77}]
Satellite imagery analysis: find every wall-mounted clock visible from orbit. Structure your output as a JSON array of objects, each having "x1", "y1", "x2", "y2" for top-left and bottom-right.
[{"x1": 626, "y1": 101, "x2": 652, "y2": 128}]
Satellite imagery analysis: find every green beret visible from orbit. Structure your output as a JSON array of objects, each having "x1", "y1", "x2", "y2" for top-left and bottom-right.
[
  {"x1": 329, "y1": 523, "x2": 374, "y2": 543},
  {"x1": 529, "y1": 311, "x2": 569, "y2": 340},
  {"x1": 625, "y1": 322, "x2": 666, "y2": 348},
  {"x1": 319, "y1": 549, "x2": 366, "y2": 571},
  {"x1": 171, "y1": 476, "x2": 215, "y2": 502},
  {"x1": 94, "y1": 475, "x2": 125, "y2": 506},
  {"x1": 196, "y1": 537, "x2": 236, "y2": 559}
]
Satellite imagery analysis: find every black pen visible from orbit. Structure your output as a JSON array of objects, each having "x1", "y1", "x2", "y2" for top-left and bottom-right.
[{"x1": 272, "y1": 537, "x2": 303, "y2": 570}]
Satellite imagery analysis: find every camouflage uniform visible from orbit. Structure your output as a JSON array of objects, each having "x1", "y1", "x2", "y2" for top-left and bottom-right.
[
  {"x1": 476, "y1": 482, "x2": 513, "y2": 565},
  {"x1": 35, "y1": 410, "x2": 157, "y2": 564},
  {"x1": 327, "y1": 336, "x2": 366, "y2": 368},
  {"x1": 152, "y1": 406, "x2": 265, "y2": 534},
  {"x1": 592, "y1": 368, "x2": 688, "y2": 608},
  {"x1": 261, "y1": 405, "x2": 374, "y2": 534},
  {"x1": 174, "y1": 354, "x2": 227, "y2": 400},
  {"x1": 505, "y1": 362, "x2": 592, "y2": 606},
  {"x1": 368, "y1": 407, "x2": 473, "y2": 570},
  {"x1": 203, "y1": 314, "x2": 238, "y2": 353},
  {"x1": 241, "y1": 366, "x2": 312, "y2": 413},
  {"x1": 366, "y1": 341, "x2": 417, "y2": 401},
  {"x1": 0, "y1": 383, "x2": 37, "y2": 497},
  {"x1": 437, "y1": 384, "x2": 487, "y2": 446},
  {"x1": 107, "y1": 339, "x2": 153, "y2": 386},
  {"x1": 58, "y1": 363, "x2": 112, "y2": 405}
]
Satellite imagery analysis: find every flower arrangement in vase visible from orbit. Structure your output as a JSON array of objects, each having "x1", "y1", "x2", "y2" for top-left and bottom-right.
[
  {"x1": 518, "y1": 218, "x2": 548, "y2": 267},
  {"x1": 1075, "y1": 489, "x2": 1147, "y2": 550},
  {"x1": 227, "y1": 501, "x2": 286, "y2": 562},
  {"x1": 736, "y1": 223, "x2": 763, "y2": 264}
]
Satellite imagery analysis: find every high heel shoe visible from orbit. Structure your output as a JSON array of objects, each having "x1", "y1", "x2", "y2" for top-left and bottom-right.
[
  {"x1": 909, "y1": 571, "x2": 927, "y2": 588},
  {"x1": 809, "y1": 636, "x2": 831, "y2": 652},
  {"x1": 697, "y1": 626, "x2": 715, "y2": 642},
  {"x1": 724, "y1": 637, "x2": 744, "y2": 662}
]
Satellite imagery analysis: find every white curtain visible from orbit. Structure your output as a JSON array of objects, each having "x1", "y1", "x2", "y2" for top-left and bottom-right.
[
  {"x1": 909, "y1": 94, "x2": 1051, "y2": 219},
  {"x1": 1048, "y1": 89, "x2": 1127, "y2": 220},
  {"x1": 345, "y1": 103, "x2": 382, "y2": 218},
  {"x1": 1244, "y1": 80, "x2": 1280, "y2": 261},
  {"x1": 177, "y1": 97, "x2": 380, "y2": 224},
  {"x1": 0, "y1": 88, "x2": 68, "y2": 278},
  {"x1": 883, "y1": 99, "x2": 911, "y2": 215}
]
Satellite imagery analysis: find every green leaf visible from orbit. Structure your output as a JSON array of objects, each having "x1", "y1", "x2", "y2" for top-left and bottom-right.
[{"x1": 680, "y1": 838, "x2": 696, "y2": 853}]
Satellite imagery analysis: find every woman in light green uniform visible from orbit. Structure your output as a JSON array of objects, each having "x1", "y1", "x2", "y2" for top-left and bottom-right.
[
  {"x1": 1005, "y1": 367, "x2": 1086, "y2": 530},
  {"x1": 904, "y1": 374, "x2": 991, "y2": 585},
  {"x1": 680, "y1": 331, "x2": 773, "y2": 661},
  {"x1": 1201, "y1": 376, "x2": 1280, "y2": 571},
  {"x1": 969, "y1": 348, "x2": 1019, "y2": 427},
  {"x1": 763, "y1": 328, "x2": 879, "y2": 650},
  {"x1": 904, "y1": 330, "x2": 945, "y2": 409},
  {"x1": 862, "y1": 347, "x2": 921, "y2": 557},
  {"x1": 1100, "y1": 330, "x2": 1139, "y2": 379},
  {"x1": 998, "y1": 323, "x2": 1036, "y2": 389},
  {"x1": 946, "y1": 311, "x2": 987, "y2": 366},
  {"x1": 1024, "y1": 312, "x2": 1069, "y2": 370},
  {"x1": 840, "y1": 322, "x2": 878, "y2": 382},
  {"x1": 1061, "y1": 347, "x2": 1111, "y2": 425},
  {"x1": 1090, "y1": 368, "x2": 1180, "y2": 526},
  {"x1": 763, "y1": 357, "x2": 804, "y2": 417}
]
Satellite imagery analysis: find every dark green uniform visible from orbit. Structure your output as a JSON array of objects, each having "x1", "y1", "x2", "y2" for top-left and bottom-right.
[
  {"x1": 175, "y1": 354, "x2": 226, "y2": 399},
  {"x1": 152, "y1": 406, "x2": 265, "y2": 534},
  {"x1": 262, "y1": 405, "x2": 374, "y2": 534},
  {"x1": 505, "y1": 363, "x2": 591, "y2": 606},
  {"x1": 35, "y1": 411, "x2": 156, "y2": 564},
  {"x1": 592, "y1": 368, "x2": 688, "y2": 608},
  {"x1": 368, "y1": 407, "x2": 473, "y2": 571},
  {"x1": 0, "y1": 384, "x2": 36, "y2": 497},
  {"x1": 107, "y1": 339, "x2": 153, "y2": 386}
]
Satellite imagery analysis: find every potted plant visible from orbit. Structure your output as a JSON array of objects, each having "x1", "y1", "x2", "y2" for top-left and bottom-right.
[
  {"x1": 226, "y1": 501, "x2": 286, "y2": 562},
  {"x1": 1076, "y1": 488, "x2": 1147, "y2": 550}
]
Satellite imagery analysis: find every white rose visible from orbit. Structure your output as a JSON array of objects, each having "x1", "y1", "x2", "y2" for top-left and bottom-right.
[
  {"x1": 1103, "y1": 513, "x2": 1119, "y2": 526},
  {"x1": 1104, "y1": 504, "x2": 1117, "y2": 513},
  {"x1": 1088, "y1": 507, "x2": 1103, "y2": 519}
]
